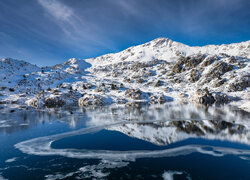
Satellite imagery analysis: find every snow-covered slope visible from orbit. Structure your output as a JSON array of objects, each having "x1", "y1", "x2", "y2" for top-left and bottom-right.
[
  {"x1": 0, "y1": 58, "x2": 40, "y2": 86},
  {"x1": 0, "y1": 38, "x2": 249, "y2": 111}
]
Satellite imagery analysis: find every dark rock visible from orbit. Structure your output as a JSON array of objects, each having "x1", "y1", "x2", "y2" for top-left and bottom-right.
[
  {"x1": 110, "y1": 83, "x2": 118, "y2": 90},
  {"x1": 82, "y1": 83, "x2": 92, "y2": 89},
  {"x1": 78, "y1": 95, "x2": 104, "y2": 106},
  {"x1": 9, "y1": 88, "x2": 15, "y2": 92},
  {"x1": 206, "y1": 61, "x2": 233, "y2": 79},
  {"x1": 136, "y1": 78, "x2": 145, "y2": 84},
  {"x1": 194, "y1": 88, "x2": 215, "y2": 105},
  {"x1": 44, "y1": 98, "x2": 65, "y2": 108},
  {"x1": 172, "y1": 54, "x2": 206, "y2": 73},
  {"x1": 172, "y1": 63, "x2": 184, "y2": 73},
  {"x1": 214, "y1": 79, "x2": 226, "y2": 88},
  {"x1": 189, "y1": 69, "x2": 201, "y2": 83},
  {"x1": 125, "y1": 89, "x2": 142, "y2": 100},
  {"x1": 201, "y1": 56, "x2": 218, "y2": 67},
  {"x1": 228, "y1": 56, "x2": 238, "y2": 63},
  {"x1": 229, "y1": 77, "x2": 250, "y2": 92},
  {"x1": 154, "y1": 80, "x2": 163, "y2": 87}
]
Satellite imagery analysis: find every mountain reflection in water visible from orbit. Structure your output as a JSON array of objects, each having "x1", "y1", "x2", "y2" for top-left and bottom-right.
[{"x1": 0, "y1": 103, "x2": 250, "y2": 180}]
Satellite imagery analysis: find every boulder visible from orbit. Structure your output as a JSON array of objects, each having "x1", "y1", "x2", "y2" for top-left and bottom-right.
[
  {"x1": 78, "y1": 94, "x2": 104, "y2": 106},
  {"x1": 44, "y1": 97, "x2": 65, "y2": 108},
  {"x1": 193, "y1": 88, "x2": 231, "y2": 105},
  {"x1": 157, "y1": 95, "x2": 166, "y2": 103},
  {"x1": 125, "y1": 89, "x2": 142, "y2": 100}
]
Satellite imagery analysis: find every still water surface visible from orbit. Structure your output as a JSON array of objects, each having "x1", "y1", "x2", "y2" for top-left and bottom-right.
[{"x1": 0, "y1": 103, "x2": 250, "y2": 180}]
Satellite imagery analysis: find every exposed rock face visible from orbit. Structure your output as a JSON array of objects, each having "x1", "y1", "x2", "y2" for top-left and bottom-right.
[
  {"x1": 29, "y1": 98, "x2": 39, "y2": 108},
  {"x1": 82, "y1": 83, "x2": 92, "y2": 89},
  {"x1": 212, "y1": 93, "x2": 231, "y2": 104},
  {"x1": 189, "y1": 69, "x2": 201, "y2": 83},
  {"x1": 78, "y1": 94, "x2": 104, "y2": 106},
  {"x1": 193, "y1": 89, "x2": 231, "y2": 105},
  {"x1": 214, "y1": 79, "x2": 226, "y2": 88},
  {"x1": 172, "y1": 54, "x2": 206, "y2": 73},
  {"x1": 28, "y1": 89, "x2": 81, "y2": 108},
  {"x1": 229, "y1": 76, "x2": 250, "y2": 92},
  {"x1": 201, "y1": 55, "x2": 218, "y2": 67},
  {"x1": 154, "y1": 80, "x2": 163, "y2": 87},
  {"x1": 206, "y1": 61, "x2": 233, "y2": 79},
  {"x1": 125, "y1": 89, "x2": 142, "y2": 100},
  {"x1": 172, "y1": 63, "x2": 184, "y2": 73},
  {"x1": 44, "y1": 98, "x2": 65, "y2": 108},
  {"x1": 194, "y1": 89, "x2": 215, "y2": 105},
  {"x1": 150, "y1": 94, "x2": 166, "y2": 104}
]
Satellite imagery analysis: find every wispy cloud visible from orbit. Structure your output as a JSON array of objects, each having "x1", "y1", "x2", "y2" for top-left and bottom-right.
[
  {"x1": 0, "y1": 0, "x2": 249, "y2": 66},
  {"x1": 38, "y1": 0, "x2": 74, "y2": 22},
  {"x1": 37, "y1": 0, "x2": 116, "y2": 52}
]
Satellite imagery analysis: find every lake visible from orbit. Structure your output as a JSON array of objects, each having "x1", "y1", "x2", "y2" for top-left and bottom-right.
[{"x1": 0, "y1": 103, "x2": 250, "y2": 180}]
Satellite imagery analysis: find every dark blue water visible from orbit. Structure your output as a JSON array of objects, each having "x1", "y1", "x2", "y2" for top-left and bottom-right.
[{"x1": 0, "y1": 103, "x2": 250, "y2": 180}]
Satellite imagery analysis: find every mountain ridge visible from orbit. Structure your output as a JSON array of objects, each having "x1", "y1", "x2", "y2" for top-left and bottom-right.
[{"x1": 0, "y1": 37, "x2": 249, "y2": 112}]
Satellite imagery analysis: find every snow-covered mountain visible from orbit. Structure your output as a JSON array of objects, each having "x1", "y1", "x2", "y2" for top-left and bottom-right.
[{"x1": 0, "y1": 38, "x2": 249, "y2": 111}]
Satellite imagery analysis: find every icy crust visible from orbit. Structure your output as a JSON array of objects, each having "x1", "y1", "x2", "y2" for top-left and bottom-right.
[{"x1": 0, "y1": 38, "x2": 249, "y2": 111}]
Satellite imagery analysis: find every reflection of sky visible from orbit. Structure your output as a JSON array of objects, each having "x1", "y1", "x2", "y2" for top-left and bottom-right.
[{"x1": 0, "y1": 0, "x2": 249, "y2": 66}]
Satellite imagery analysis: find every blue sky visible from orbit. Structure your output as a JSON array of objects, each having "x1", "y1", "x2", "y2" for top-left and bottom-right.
[{"x1": 0, "y1": 0, "x2": 249, "y2": 66}]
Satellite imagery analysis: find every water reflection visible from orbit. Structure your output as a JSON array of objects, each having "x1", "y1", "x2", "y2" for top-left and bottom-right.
[
  {"x1": 1, "y1": 103, "x2": 249, "y2": 143},
  {"x1": 1, "y1": 103, "x2": 250, "y2": 180},
  {"x1": 0, "y1": 106, "x2": 88, "y2": 133},
  {"x1": 15, "y1": 103, "x2": 250, "y2": 158}
]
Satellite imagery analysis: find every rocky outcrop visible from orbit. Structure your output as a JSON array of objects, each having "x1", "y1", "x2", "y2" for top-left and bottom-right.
[
  {"x1": 44, "y1": 97, "x2": 65, "y2": 108},
  {"x1": 214, "y1": 79, "x2": 226, "y2": 88},
  {"x1": 193, "y1": 88, "x2": 231, "y2": 105},
  {"x1": 172, "y1": 54, "x2": 206, "y2": 73},
  {"x1": 189, "y1": 69, "x2": 201, "y2": 83},
  {"x1": 201, "y1": 55, "x2": 218, "y2": 67},
  {"x1": 78, "y1": 94, "x2": 104, "y2": 106},
  {"x1": 206, "y1": 61, "x2": 233, "y2": 79},
  {"x1": 229, "y1": 76, "x2": 250, "y2": 92},
  {"x1": 150, "y1": 94, "x2": 166, "y2": 104},
  {"x1": 125, "y1": 89, "x2": 142, "y2": 100}
]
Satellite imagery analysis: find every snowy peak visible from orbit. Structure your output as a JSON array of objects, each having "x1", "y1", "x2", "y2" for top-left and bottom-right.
[
  {"x1": 53, "y1": 58, "x2": 91, "y2": 74},
  {"x1": 86, "y1": 38, "x2": 250, "y2": 68},
  {"x1": 0, "y1": 38, "x2": 249, "y2": 111}
]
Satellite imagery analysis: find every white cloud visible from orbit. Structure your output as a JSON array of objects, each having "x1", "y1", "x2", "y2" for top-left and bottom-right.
[
  {"x1": 37, "y1": 0, "x2": 115, "y2": 51},
  {"x1": 38, "y1": 0, "x2": 73, "y2": 22}
]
